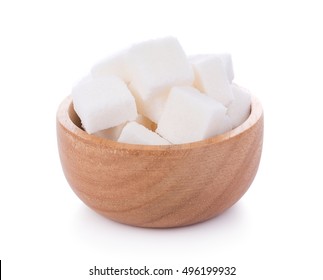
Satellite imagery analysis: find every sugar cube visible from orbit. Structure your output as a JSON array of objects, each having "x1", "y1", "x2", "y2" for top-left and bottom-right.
[
  {"x1": 189, "y1": 53, "x2": 234, "y2": 82},
  {"x1": 126, "y1": 36, "x2": 194, "y2": 102},
  {"x1": 118, "y1": 122, "x2": 170, "y2": 145},
  {"x1": 71, "y1": 36, "x2": 251, "y2": 145},
  {"x1": 93, "y1": 123, "x2": 126, "y2": 141},
  {"x1": 130, "y1": 84, "x2": 169, "y2": 123},
  {"x1": 218, "y1": 53, "x2": 234, "y2": 82},
  {"x1": 216, "y1": 114, "x2": 233, "y2": 135},
  {"x1": 190, "y1": 55, "x2": 233, "y2": 106},
  {"x1": 227, "y1": 84, "x2": 251, "y2": 128},
  {"x1": 91, "y1": 49, "x2": 130, "y2": 83},
  {"x1": 72, "y1": 75, "x2": 137, "y2": 133},
  {"x1": 156, "y1": 86, "x2": 228, "y2": 144}
]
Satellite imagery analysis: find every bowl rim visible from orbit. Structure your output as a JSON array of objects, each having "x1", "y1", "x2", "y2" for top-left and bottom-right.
[{"x1": 57, "y1": 94, "x2": 263, "y2": 152}]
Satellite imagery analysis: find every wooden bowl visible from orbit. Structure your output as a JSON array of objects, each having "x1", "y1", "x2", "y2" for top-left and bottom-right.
[{"x1": 56, "y1": 95, "x2": 263, "y2": 228}]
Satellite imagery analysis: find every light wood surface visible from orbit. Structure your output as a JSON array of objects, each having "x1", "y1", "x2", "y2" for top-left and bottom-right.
[{"x1": 56, "y1": 95, "x2": 264, "y2": 228}]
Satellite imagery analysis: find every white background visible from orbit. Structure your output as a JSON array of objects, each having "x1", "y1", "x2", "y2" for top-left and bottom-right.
[{"x1": 1, "y1": 0, "x2": 322, "y2": 279}]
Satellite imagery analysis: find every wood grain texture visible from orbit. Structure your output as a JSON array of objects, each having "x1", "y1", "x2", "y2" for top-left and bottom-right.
[{"x1": 56, "y1": 95, "x2": 263, "y2": 228}]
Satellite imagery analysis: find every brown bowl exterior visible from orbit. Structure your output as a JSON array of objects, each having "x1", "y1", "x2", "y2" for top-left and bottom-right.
[{"x1": 56, "y1": 95, "x2": 263, "y2": 228}]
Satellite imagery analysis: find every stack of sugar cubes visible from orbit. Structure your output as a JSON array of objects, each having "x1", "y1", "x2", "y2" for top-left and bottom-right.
[{"x1": 72, "y1": 37, "x2": 251, "y2": 145}]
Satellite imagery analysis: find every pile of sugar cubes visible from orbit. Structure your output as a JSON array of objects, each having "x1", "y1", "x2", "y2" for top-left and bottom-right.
[{"x1": 72, "y1": 37, "x2": 251, "y2": 145}]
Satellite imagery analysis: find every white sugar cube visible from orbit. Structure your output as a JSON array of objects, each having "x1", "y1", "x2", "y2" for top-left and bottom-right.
[
  {"x1": 218, "y1": 53, "x2": 234, "y2": 82},
  {"x1": 93, "y1": 123, "x2": 126, "y2": 141},
  {"x1": 190, "y1": 55, "x2": 233, "y2": 106},
  {"x1": 130, "y1": 84, "x2": 169, "y2": 123},
  {"x1": 91, "y1": 50, "x2": 130, "y2": 83},
  {"x1": 118, "y1": 122, "x2": 170, "y2": 145},
  {"x1": 156, "y1": 86, "x2": 228, "y2": 144},
  {"x1": 94, "y1": 115, "x2": 156, "y2": 141},
  {"x1": 189, "y1": 53, "x2": 234, "y2": 82},
  {"x1": 217, "y1": 114, "x2": 233, "y2": 135},
  {"x1": 72, "y1": 75, "x2": 137, "y2": 133},
  {"x1": 227, "y1": 84, "x2": 251, "y2": 128},
  {"x1": 126, "y1": 36, "x2": 194, "y2": 101}
]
